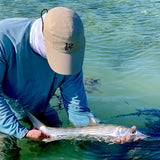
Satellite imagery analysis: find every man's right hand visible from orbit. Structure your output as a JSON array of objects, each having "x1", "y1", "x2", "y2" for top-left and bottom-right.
[{"x1": 25, "y1": 129, "x2": 53, "y2": 141}]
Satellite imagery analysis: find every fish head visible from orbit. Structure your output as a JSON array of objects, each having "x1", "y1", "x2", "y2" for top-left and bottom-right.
[
  {"x1": 130, "y1": 129, "x2": 147, "y2": 140},
  {"x1": 117, "y1": 126, "x2": 147, "y2": 140}
]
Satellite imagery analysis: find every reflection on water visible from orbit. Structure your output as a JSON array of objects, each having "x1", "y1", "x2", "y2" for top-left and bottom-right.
[{"x1": 1, "y1": 0, "x2": 160, "y2": 159}]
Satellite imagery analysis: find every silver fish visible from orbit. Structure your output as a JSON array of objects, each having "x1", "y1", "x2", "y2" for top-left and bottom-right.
[{"x1": 26, "y1": 111, "x2": 147, "y2": 143}]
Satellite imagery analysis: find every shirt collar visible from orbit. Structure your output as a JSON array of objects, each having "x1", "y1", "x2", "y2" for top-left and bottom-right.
[{"x1": 30, "y1": 17, "x2": 47, "y2": 59}]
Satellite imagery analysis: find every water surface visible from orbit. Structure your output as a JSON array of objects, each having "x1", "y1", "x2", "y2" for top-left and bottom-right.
[{"x1": 1, "y1": 0, "x2": 160, "y2": 159}]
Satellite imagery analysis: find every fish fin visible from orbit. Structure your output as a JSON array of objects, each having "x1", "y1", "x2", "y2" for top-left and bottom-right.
[
  {"x1": 88, "y1": 116, "x2": 98, "y2": 125},
  {"x1": 25, "y1": 111, "x2": 46, "y2": 130}
]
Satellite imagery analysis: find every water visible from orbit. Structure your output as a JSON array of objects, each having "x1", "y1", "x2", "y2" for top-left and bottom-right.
[{"x1": 1, "y1": 0, "x2": 160, "y2": 159}]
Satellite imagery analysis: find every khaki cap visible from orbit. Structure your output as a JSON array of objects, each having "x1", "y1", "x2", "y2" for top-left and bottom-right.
[{"x1": 43, "y1": 7, "x2": 85, "y2": 75}]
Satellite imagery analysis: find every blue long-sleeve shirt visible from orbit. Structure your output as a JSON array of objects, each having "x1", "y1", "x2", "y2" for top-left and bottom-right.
[{"x1": 0, "y1": 18, "x2": 97, "y2": 139}]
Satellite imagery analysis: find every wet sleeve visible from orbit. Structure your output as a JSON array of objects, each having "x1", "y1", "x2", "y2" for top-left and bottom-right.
[
  {"x1": 60, "y1": 70, "x2": 101, "y2": 126},
  {"x1": 0, "y1": 46, "x2": 28, "y2": 139}
]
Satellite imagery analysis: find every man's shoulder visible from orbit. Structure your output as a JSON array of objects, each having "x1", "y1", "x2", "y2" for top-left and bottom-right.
[
  {"x1": 0, "y1": 17, "x2": 36, "y2": 34},
  {"x1": 0, "y1": 17, "x2": 35, "y2": 24}
]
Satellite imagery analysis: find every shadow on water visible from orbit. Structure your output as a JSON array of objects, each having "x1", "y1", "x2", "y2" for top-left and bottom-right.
[
  {"x1": 18, "y1": 107, "x2": 160, "y2": 160},
  {"x1": 110, "y1": 108, "x2": 160, "y2": 137},
  {"x1": 76, "y1": 107, "x2": 160, "y2": 160},
  {"x1": 17, "y1": 95, "x2": 160, "y2": 160},
  {"x1": 17, "y1": 137, "x2": 160, "y2": 160},
  {"x1": 15, "y1": 108, "x2": 160, "y2": 160},
  {"x1": 17, "y1": 138, "x2": 150, "y2": 160},
  {"x1": 76, "y1": 140, "x2": 149, "y2": 160},
  {"x1": 96, "y1": 108, "x2": 160, "y2": 159}
]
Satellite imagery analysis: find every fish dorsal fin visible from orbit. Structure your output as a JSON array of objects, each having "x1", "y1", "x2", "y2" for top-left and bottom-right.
[
  {"x1": 88, "y1": 116, "x2": 98, "y2": 125},
  {"x1": 25, "y1": 111, "x2": 46, "y2": 130}
]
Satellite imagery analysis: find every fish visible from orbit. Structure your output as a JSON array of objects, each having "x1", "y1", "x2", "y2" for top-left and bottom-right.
[{"x1": 26, "y1": 111, "x2": 147, "y2": 143}]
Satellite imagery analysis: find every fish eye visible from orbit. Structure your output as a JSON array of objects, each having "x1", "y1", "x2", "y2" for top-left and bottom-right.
[{"x1": 130, "y1": 129, "x2": 136, "y2": 134}]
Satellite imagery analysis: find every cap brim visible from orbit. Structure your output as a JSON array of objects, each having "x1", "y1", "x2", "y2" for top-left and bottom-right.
[{"x1": 46, "y1": 42, "x2": 85, "y2": 75}]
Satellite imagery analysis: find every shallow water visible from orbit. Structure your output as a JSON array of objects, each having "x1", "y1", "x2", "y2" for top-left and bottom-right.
[{"x1": 1, "y1": 0, "x2": 160, "y2": 159}]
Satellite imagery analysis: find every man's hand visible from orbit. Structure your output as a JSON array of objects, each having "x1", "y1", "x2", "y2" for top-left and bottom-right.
[
  {"x1": 25, "y1": 129, "x2": 53, "y2": 141},
  {"x1": 113, "y1": 126, "x2": 138, "y2": 144}
]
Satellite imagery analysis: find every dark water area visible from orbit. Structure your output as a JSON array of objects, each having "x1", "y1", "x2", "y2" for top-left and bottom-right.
[{"x1": 1, "y1": 0, "x2": 160, "y2": 159}]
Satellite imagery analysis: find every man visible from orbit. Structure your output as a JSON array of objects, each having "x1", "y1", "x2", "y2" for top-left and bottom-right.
[
  {"x1": 0, "y1": 6, "x2": 135, "y2": 144},
  {"x1": 0, "y1": 7, "x2": 101, "y2": 141}
]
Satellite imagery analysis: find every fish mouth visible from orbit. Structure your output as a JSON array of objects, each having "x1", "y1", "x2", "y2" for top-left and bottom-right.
[
  {"x1": 136, "y1": 133, "x2": 148, "y2": 140},
  {"x1": 140, "y1": 134, "x2": 148, "y2": 139},
  {"x1": 130, "y1": 129, "x2": 148, "y2": 140}
]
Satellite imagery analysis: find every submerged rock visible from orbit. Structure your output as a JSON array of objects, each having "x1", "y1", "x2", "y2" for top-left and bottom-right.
[{"x1": 84, "y1": 78, "x2": 101, "y2": 94}]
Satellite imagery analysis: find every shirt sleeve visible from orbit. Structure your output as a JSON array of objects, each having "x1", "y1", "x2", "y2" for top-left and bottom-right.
[
  {"x1": 0, "y1": 46, "x2": 28, "y2": 139},
  {"x1": 60, "y1": 70, "x2": 101, "y2": 126}
]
